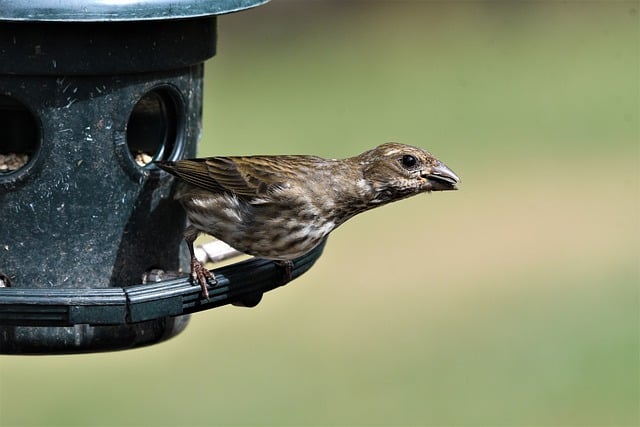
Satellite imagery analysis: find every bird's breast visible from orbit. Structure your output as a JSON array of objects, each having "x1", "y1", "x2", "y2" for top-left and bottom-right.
[{"x1": 178, "y1": 188, "x2": 335, "y2": 260}]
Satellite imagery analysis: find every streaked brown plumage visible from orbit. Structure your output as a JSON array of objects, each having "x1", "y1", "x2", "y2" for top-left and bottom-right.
[{"x1": 156, "y1": 142, "x2": 460, "y2": 298}]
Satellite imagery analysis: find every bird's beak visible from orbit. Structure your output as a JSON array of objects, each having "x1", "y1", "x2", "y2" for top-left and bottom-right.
[{"x1": 424, "y1": 162, "x2": 460, "y2": 191}]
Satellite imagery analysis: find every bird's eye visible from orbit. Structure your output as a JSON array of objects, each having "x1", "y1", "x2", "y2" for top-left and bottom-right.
[{"x1": 401, "y1": 154, "x2": 418, "y2": 169}]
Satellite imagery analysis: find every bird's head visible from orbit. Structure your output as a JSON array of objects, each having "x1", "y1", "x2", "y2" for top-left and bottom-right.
[{"x1": 357, "y1": 142, "x2": 460, "y2": 204}]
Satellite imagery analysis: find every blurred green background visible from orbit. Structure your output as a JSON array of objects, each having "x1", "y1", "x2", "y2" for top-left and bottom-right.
[{"x1": 1, "y1": 1, "x2": 638, "y2": 425}]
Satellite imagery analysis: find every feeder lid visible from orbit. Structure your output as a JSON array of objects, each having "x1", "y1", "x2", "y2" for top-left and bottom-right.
[{"x1": 0, "y1": 0, "x2": 268, "y2": 22}]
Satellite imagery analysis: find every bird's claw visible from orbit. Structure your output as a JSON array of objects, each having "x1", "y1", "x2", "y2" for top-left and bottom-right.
[
  {"x1": 274, "y1": 260, "x2": 294, "y2": 284},
  {"x1": 191, "y1": 258, "x2": 217, "y2": 300}
]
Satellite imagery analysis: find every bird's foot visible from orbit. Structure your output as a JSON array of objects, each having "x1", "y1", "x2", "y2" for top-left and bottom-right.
[
  {"x1": 274, "y1": 260, "x2": 294, "y2": 284},
  {"x1": 191, "y1": 258, "x2": 217, "y2": 300}
]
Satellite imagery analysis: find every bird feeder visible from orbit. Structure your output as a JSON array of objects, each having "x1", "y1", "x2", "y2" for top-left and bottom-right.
[{"x1": 0, "y1": 0, "x2": 324, "y2": 354}]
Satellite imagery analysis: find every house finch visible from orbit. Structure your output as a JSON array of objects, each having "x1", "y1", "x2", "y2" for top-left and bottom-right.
[{"x1": 156, "y1": 142, "x2": 459, "y2": 299}]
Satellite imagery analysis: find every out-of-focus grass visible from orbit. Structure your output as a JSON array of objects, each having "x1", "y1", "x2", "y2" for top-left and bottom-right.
[{"x1": 1, "y1": 2, "x2": 638, "y2": 426}]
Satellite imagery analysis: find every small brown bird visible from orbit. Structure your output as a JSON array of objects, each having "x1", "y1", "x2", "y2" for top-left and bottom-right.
[{"x1": 156, "y1": 142, "x2": 459, "y2": 298}]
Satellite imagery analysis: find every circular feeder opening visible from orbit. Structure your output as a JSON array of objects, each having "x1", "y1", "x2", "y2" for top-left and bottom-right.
[
  {"x1": 126, "y1": 87, "x2": 184, "y2": 168},
  {"x1": 0, "y1": 94, "x2": 40, "y2": 178}
]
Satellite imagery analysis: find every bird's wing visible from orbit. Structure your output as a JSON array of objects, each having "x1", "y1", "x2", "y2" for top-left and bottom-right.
[
  {"x1": 205, "y1": 155, "x2": 326, "y2": 197},
  {"x1": 159, "y1": 155, "x2": 324, "y2": 198},
  {"x1": 156, "y1": 158, "x2": 226, "y2": 194}
]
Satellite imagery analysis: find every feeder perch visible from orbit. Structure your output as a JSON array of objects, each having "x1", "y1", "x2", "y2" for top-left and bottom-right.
[{"x1": 0, "y1": 0, "x2": 324, "y2": 354}]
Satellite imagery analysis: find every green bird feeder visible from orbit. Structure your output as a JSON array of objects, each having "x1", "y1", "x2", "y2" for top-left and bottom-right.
[{"x1": 0, "y1": 0, "x2": 325, "y2": 354}]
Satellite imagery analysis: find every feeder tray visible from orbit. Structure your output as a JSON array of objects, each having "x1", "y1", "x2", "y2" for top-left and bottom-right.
[{"x1": 0, "y1": 241, "x2": 325, "y2": 353}]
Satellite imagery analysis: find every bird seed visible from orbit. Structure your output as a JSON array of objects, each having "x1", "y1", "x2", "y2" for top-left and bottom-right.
[
  {"x1": 0, "y1": 153, "x2": 29, "y2": 172},
  {"x1": 134, "y1": 152, "x2": 153, "y2": 167}
]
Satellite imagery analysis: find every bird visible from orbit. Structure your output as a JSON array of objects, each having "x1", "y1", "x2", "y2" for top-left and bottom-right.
[{"x1": 155, "y1": 142, "x2": 460, "y2": 299}]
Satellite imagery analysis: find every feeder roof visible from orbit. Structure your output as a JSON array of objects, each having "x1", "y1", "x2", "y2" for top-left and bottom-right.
[{"x1": 0, "y1": 0, "x2": 268, "y2": 22}]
